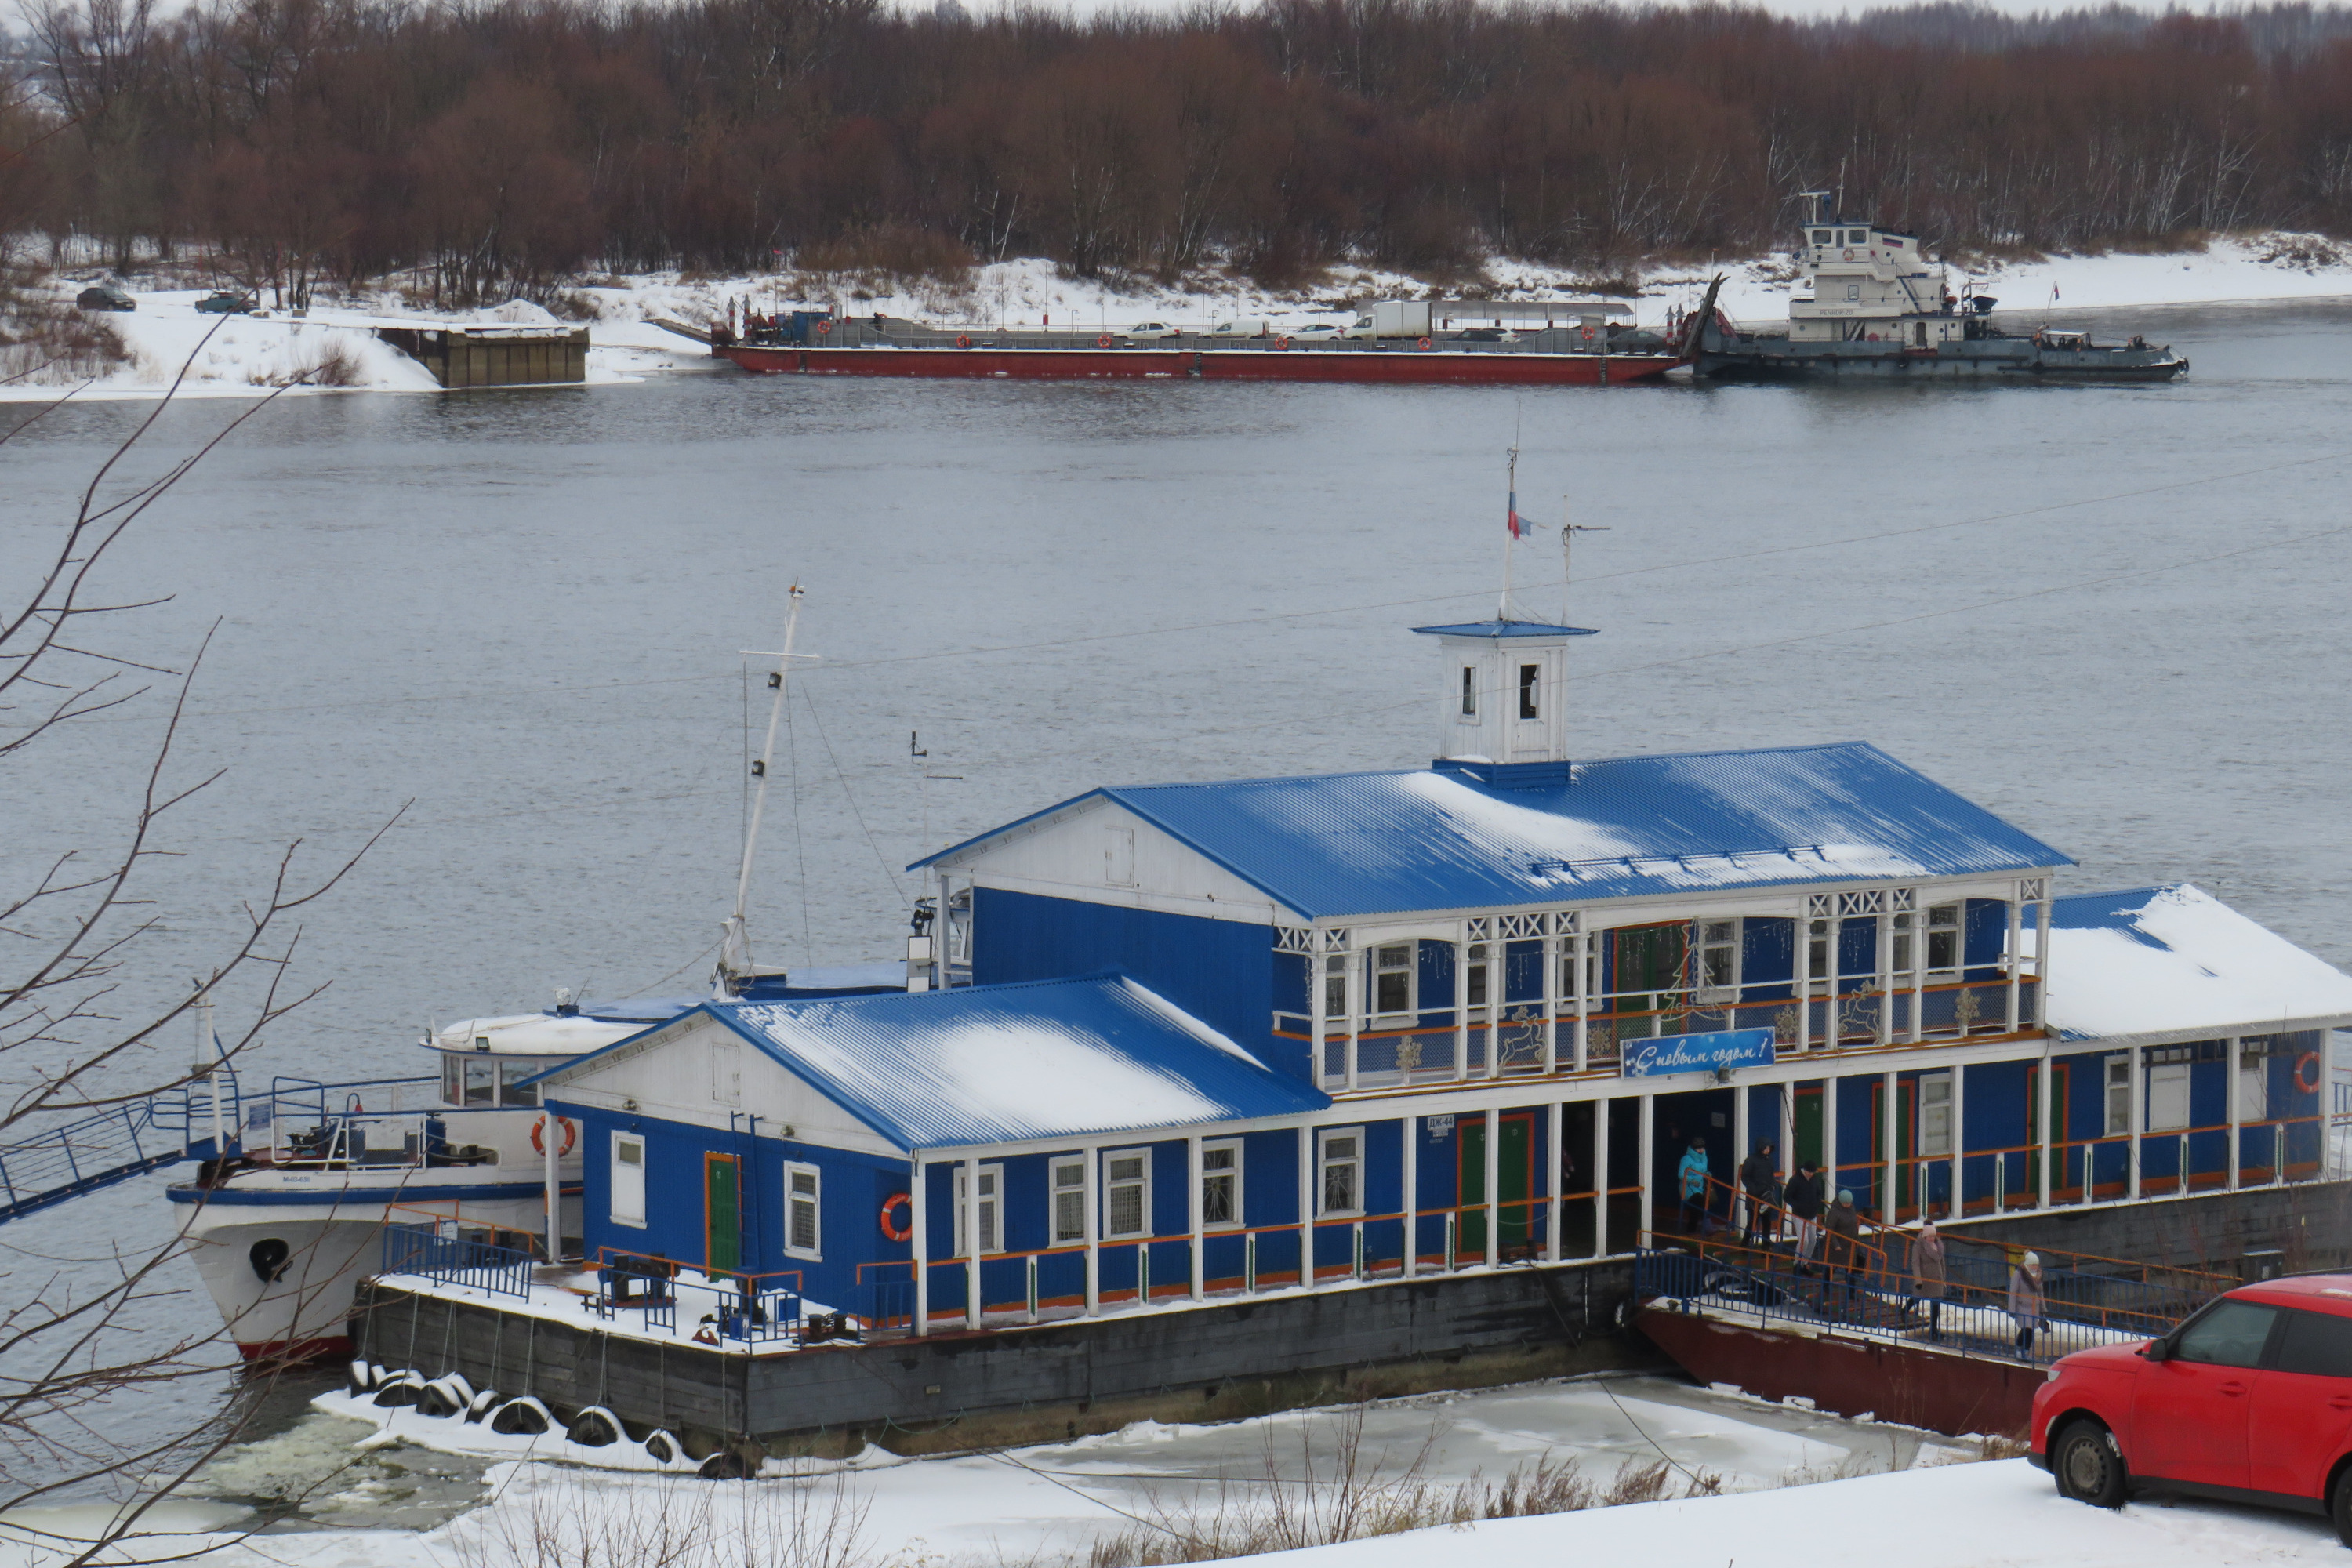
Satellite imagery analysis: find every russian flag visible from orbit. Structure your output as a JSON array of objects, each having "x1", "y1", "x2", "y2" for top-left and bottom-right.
[{"x1": 1508, "y1": 488, "x2": 1524, "y2": 540}]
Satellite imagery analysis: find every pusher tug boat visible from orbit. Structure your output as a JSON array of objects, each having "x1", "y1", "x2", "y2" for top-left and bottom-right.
[
  {"x1": 165, "y1": 590, "x2": 906, "y2": 1361},
  {"x1": 1692, "y1": 193, "x2": 2188, "y2": 382}
]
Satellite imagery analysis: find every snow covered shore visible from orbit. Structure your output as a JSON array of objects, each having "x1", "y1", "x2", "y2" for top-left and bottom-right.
[{"x1": 13, "y1": 229, "x2": 2352, "y2": 404}]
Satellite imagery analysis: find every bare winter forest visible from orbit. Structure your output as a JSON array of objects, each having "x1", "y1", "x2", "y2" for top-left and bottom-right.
[{"x1": 7, "y1": 0, "x2": 2352, "y2": 303}]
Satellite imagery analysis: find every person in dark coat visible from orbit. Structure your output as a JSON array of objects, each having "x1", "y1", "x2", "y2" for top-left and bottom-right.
[
  {"x1": 1824, "y1": 1189, "x2": 1864, "y2": 1312},
  {"x1": 1784, "y1": 1162, "x2": 1824, "y2": 1270},
  {"x1": 1739, "y1": 1140, "x2": 1780, "y2": 1247}
]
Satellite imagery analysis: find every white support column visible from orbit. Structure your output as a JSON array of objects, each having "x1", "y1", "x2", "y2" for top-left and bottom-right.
[
  {"x1": 961, "y1": 1155, "x2": 982, "y2": 1330},
  {"x1": 1298, "y1": 1123, "x2": 1316, "y2": 1292},
  {"x1": 2128, "y1": 1047, "x2": 2144, "y2": 1200},
  {"x1": 1402, "y1": 1116, "x2": 1419, "y2": 1278},
  {"x1": 1882, "y1": 1069, "x2": 1898, "y2": 1225},
  {"x1": 1083, "y1": 1142, "x2": 1102, "y2": 1316},
  {"x1": 2005, "y1": 898, "x2": 2024, "y2": 1034},
  {"x1": 2227, "y1": 1035, "x2": 2243, "y2": 1191},
  {"x1": 1795, "y1": 920, "x2": 1813, "y2": 1053},
  {"x1": 1573, "y1": 930, "x2": 1591, "y2": 1073},
  {"x1": 1949, "y1": 1069, "x2": 1965, "y2": 1221},
  {"x1": 1483, "y1": 1106, "x2": 1501, "y2": 1268},
  {"x1": 1345, "y1": 951, "x2": 1362, "y2": 1092},
  {"x1": 1824, "y1": 1073, "x2": 1841, "y2": 1207},
  {"x1": 540, "y1": 1110, "x2": 561, "y2": 1265},
  {"x1": 911, "y1": 1156, "x2": 929, "y2": 1337},
  {"x1": 1593, "y1": 1094, "x2": 1612, "y2": 1258},
  {"x1": 1544, "y1": 1103, "x2": 1563, "y2": 1262},
  {"x1": 1188, "y1": 1132, "x2": 1207, "y2": 1300},
  {"x1": 1875, "y1": 913, "x2": 1893, "y2": 1047},
  {"x1": 1636, "y1": 1093, "x2": 1655, "y2": 1247},
  {"x1": 2037, "y1": 1045, "x2": 2054, "y2": 1208},
  {"x1": 1453, "y1": 934, "x2": 1470, "y2": 1082},
  {"x1": 1309, "y1": 936, "x2": 1327, "y2": 1089},
  {"x1": 2034, "y1": 897, "x2": 2053, "y2": 1033},
  {"x1": 1732, "y1": 1087, "x2": 1750, "y2": 1236},
  {"x1": 1541, "y1": 920, "x2": 1560, "y2": 1075},
  {"x1": 1909, "y1": 909, "x2": 1928, "y2": 1044}
]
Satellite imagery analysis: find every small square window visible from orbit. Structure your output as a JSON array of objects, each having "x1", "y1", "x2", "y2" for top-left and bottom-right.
[
  {"x1": 2105, "y1": 1055, "x2": 2131, "y2": 1137},
  {"x1": 1700, "y1": 920, "x2": 1738, "y2": 993},
  {"x1": 1926, "y1": 905, "x2": 1961, "y2": 972},
  {"x1": 784, "y1": 1161, "x2": 822, "y2": 1260}
]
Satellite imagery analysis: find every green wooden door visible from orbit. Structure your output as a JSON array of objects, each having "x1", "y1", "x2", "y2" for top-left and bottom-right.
[
  {"x1": 706, "y1": 1154, "x2": 741, "y2": 1274},
  {"x1": 1794, "y1": 1088, "x2": 1823, "y2": 1171},
  {"x1": 1457, "y1": 1116, "x2": 1536, "y2": 1257}
]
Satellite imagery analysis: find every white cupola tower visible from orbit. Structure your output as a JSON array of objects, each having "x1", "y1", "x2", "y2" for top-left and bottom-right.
[{"x1": 1411, "y1": 619, "x2": 1597, "y2": 784}]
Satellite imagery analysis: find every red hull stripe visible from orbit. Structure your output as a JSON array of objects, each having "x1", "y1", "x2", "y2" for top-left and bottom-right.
[
  {"x1": 238, "y1": 1334, "x2": 354, "y2": 1365},
  {"x1": 716, "y1": 346, "x2": 1676, "y2": 386}
]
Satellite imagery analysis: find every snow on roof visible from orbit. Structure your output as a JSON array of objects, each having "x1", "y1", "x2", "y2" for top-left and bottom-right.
[
  {"x1": 920, "y1": 742, "x2": 2069, "y2": 919},
  {"x1": 2030, "y1": 884, "x2": 2352, "y2": 1043},
  {"x1": 711, "y1": 975, "x2": 1329, "y2": 1150}
]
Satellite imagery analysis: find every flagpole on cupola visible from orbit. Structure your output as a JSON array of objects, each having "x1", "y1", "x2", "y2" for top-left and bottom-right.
[{"x1": 1500, "y1": 443, "x2": 1519, "y2": 622}]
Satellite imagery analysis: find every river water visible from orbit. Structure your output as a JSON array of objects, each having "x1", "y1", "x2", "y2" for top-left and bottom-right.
[{"x1": 6, "y1": 297, "x2": 2352, "y2": 1509}]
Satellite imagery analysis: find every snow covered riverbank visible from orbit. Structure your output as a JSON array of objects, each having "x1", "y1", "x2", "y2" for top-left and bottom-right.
[{"x1": 15, "y1": 230, "x2": 2352, "y2": 404}]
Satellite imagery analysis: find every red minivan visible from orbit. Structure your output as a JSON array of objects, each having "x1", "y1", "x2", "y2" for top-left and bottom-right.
[{"x1": 2034, "y1": 1272, "x2": 2352, "y2": 1541}]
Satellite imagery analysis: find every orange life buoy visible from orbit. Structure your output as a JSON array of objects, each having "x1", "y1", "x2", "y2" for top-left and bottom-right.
[
  {"x1": 1842, "y1": 247, "x2": 1857, "y2": 261},
  {"x1": 1096, "y1": 333, "x2": 1114, "y2": 349},
  {"x1": 815, "y1": 319, "x2": 831, "y2": 336},
  {"x1": 956, "y1": 333, "x2": 971, "y2": 349},
  {"x1": 1275, "y1": 336, "x2": 1291, "y2": 351},
  {"x1": 2296, "y1": 1052, "x2": 2322, "y2": 1095},
  {"x1": 1417, "y1": 336, "x2": 1433, "y2": 350},
  {"x1": 529, "y1": 1113, "x2": 576, "y2": 1158},
  {"x1": 1580, "y1": 324, "x2": 1595, "y2": 342},
  {"x1": 880, "y1": 1192, "x2": 913, "y2": 1242}
]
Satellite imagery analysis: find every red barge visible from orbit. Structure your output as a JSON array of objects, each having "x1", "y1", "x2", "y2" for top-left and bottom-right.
[{"x1": 708, "y1": 297, "x2": 1685, "y2": 386}]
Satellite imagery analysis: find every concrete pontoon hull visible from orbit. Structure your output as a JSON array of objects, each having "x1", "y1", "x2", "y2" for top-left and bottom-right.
[{"x1": 717, "y1": 343, "x2": 1679, "y2": 385}]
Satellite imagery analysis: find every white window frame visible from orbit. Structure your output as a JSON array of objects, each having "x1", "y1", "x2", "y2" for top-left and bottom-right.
[
  {"x1": 783, "y1": 1160, "x2": 822, "y2": 1260},
  {"x1": 2105, "y1": 1054, "x2": 2132, "y2": 1138},
  {"x1": 1323, "y1": 955, "x2": 1350, "y2": 1023},
  {"x1": 710, "y1": 1040, "x2": 741, "y2": 1106},
  {"x1": 1517, "y1": 662, "x2": 1541, "y2": 720},
  {"x1": 1925, "y1": 904, "x2": 1963, "y2": 978},
  {"x1": 1697, "y1": 919, "x2": 1740, "y2": 1002},
  {"x1": 1459, "y1": 666, "x2": 1477, "y2": 718},
  {"x1": 955, "y1": 1162, "x2": 1004, "y2": 1257},
  {"x1": 610, "y1": 1131, "x2": 647, "y2": 1229},
  {"x1": 2240, "y1": 1044, "x2": 2270, "y2": 1123},
  {"x1": 1891, "y1": 912, "x2": 1916, "y2": 981},
  {"x1": 1200, "y1": 1139, "x2": 1243, "y2": 1229},
  {"x1": 1051, "y1": 1156, "x2": 1087, "y2": 1245},
  {"x1": 1317, "y1": 1127, "x2": 1365, "y2": 1218},
  {"x1": 2148, "y1": 1062, "x2": 2191, "y2": 1133},
  {"x1": 1103, "y1": 1148, "x2": 1152, "y2": 1240},
  {"x1": 1465, "y1": 943, "x2": 1491, "y2": 1010},
  {"x1": 1371, "y1": 943, "x2": 1415, "y2": 1018},
  {"x1": 1918, "y1": 1071, "x2": 1954, "y2": 1158},
  {"x1": 1807, "y1": 918, "x2": 1831, "y2": 982}
]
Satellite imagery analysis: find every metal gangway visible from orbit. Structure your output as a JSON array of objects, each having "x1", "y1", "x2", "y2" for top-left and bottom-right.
[{"x1": 0, "y1": 1069, "x2": 241, "y2": 1224}]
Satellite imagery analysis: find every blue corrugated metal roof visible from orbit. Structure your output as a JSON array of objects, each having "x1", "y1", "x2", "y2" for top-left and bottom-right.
[
  {"x1": 701, "y1": 975, "x2": 1329, "y2": 1150},
  {"x1": 918, "y1": 742, "x2": 2071, "y2": 920},
  {"x1": 1410, "y1": 619, "x2": 1598, "y2": 638}
]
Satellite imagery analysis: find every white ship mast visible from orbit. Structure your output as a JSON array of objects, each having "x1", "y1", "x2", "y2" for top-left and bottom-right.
[{"x1": 714, "y1": 586, "x2": 815, "y2": 998}]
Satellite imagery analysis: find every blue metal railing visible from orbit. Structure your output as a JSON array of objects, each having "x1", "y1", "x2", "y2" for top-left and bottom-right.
[
  {"x1": 0, "y1": 1058, "x2": 245, "y2": 1224},
  {"x1": 1633, "y1": 1243, "x2": 2210, "y2": 1367},
  {"x1": 381, "y1": 1222, "x2": 536, "y2": 1299}
]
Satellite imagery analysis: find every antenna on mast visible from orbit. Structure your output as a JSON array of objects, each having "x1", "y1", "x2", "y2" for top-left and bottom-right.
[
  {"x1": 1561, "y1": 495, "x2": 1609, "y2": 625},
  {"x1": 716, "y1": 585, "x2": 817, "y2": 999}
]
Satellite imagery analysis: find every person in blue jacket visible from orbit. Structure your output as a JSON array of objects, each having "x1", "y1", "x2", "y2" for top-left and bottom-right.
[{"x1": 1676, "y1": 1135, "x2": 1711, "y2": 1236}]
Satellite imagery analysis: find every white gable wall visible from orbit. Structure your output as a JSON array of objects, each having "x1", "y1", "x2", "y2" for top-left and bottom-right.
[
  {"x1": 543, "y1": 1015, "x2": 904, "y2": 1159},
  {"x1": 941, "y1": 798, "x2": 1284, "y2": 924}
]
